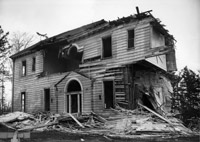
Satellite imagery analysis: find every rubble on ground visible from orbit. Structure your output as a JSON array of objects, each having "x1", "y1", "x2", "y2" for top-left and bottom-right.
[{"x1": 0, "y1": 105, "x2": 197, "y2": 139}]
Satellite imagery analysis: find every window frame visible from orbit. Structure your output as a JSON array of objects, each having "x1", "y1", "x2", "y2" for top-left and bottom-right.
[
  {"x1": 21, "y1": 92, "x2": 26, "y2": 112},
  {"x1": 32, "y1": 57, "x2": 36, "y2": 72},
  {"x1": 22, "y1": 60, "x2": 27, "y2": 76},
  {"x1": 102, "y1": 35, "x2": 112, "y2": 59},
  {"x1": 127, "y1": 28, "x2": 135, "y2": 49}
]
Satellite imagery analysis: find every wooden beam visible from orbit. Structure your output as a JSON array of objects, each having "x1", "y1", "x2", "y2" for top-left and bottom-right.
[
  {"x1": 68, "y1": 113, "x2": 85, "y2": 128},
  {"x1": 138, "y1": 102, "x2": 173, "y2": 125}
]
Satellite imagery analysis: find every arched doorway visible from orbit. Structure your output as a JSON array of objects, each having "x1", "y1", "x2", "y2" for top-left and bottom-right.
[{"x1": 65, "y1": 79, "x2": 82, "y2": 113}]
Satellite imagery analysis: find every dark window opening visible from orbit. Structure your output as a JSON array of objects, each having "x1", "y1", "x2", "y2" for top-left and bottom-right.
[
  {"x1": 21, "y1": 92, "x2": 26, "y2": 112},
  {"x1": 102, "y1": 36, "x2": 112, "y2": 58},
  {"x1": 32, "y1": 57, "x2": 36, "y2": 72},
  {"x1": 128, "y1": 29, "x2": 135, "y2": 48},
  {"x1": 44, "y1": 88, "x2": 50, "y2": 111},
  {"x1": 22, "y1": 60, "x2": 26, "y2": 76},
  {"x1": 67, "y1": 80, "x2": 81, "y2": 92}
]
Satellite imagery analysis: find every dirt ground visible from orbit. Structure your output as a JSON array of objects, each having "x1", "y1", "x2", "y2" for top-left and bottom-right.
[{"x1": 0, "y1": 131, "x2": 199, "y2": 142}]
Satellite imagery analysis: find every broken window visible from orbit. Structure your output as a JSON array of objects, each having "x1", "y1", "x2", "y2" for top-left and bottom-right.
[
  {"x1": 102, "y1": 36, "x2": 112, "y2": 58},
  {"x1": 21, "y1": 92, "x2": 26, "y2": 112},
  {"x1": 22, "y1": 60, "x2": 26, "y2": 76},
  {"x1": 128, "y1": 29, "x2": 135, "y2": 48},
  {"x1": 32, "y1": 57, "x2": 36, "y2": 72}
]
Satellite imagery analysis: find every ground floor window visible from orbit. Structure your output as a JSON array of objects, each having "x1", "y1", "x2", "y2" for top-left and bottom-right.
[{"x1": 21, "y1": 92, "x2": 26, "y2": 112}]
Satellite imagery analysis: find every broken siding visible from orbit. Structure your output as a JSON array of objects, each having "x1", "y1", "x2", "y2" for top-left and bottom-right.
[
  {"x1": 134, "y1": 71, "x2": 172, "y2": 112},
  {"x1": 77, "y1": 21, "x2": 151, "y2": 104},
  {"x1": 77, "y1": 19, "x2": 151, "y2": 67}
]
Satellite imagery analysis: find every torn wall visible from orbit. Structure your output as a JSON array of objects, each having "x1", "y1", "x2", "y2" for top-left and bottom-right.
[
  {"x1": 43, "y1": 44, "x2": 83, "y2": 75},
  {"x1": 134, "y1": 71, "x2": 173, "y2": 113}
]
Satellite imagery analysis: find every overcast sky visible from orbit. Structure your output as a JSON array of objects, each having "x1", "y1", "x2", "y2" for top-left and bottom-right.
[{"x1": 0, "y1": 0, "x2": 200, "y2": 72}]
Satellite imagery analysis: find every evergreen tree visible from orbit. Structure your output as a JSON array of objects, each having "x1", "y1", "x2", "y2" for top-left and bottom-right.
[{"x1": 172, "y1": 67, "x2": 200, "y2": 130}]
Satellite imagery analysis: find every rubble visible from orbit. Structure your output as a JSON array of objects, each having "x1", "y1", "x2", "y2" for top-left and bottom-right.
[{"x1": 0, "y1": 106, "x2": 197, "y2": 141}]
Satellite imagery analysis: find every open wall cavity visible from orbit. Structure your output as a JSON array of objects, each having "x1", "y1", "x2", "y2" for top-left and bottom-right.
[{"x1": 43, "y1": 44, "x2": 83, "y2": 74}]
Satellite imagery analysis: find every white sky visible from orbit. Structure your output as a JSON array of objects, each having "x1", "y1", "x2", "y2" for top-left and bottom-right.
[{"x1": 0, "y1": 0, "x2": 200, "y2": 72}]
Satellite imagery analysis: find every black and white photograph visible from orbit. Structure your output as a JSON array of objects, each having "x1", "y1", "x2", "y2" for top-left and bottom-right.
[{"x1": 0, "y1": 0, "x2": 199, "y2": 141}]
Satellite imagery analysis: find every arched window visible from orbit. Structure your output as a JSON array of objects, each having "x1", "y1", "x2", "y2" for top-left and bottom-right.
[{"x1": 67, "y1": 80, "x2": 81, "y2": 92}]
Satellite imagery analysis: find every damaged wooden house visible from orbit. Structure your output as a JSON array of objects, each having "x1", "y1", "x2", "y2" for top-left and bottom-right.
[{"x1": 10, "y1": 9, "x2": 177, "y2": 115}]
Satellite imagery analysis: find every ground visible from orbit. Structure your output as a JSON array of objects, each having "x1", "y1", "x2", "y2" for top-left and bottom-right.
[{"x1": 0, "y1": 131, "x2": 199, "y2": 142}]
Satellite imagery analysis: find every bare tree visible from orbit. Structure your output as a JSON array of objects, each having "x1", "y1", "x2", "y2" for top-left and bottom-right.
[
  {"x1": 8, "y1": 32, "x2": 39, "y2": 74},
  {"x1": 10, "y1": 32, "x2": 36, "y2": 54},
  {"x1": 0, "y1": 26, "x2": 11, "y2": 114}
]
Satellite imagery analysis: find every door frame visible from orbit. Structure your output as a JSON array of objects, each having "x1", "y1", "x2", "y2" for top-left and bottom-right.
[
  {"x1": 103, "y1": 80, "x2": 115, "y2": 109},
  {"x1": 64, "y1": 78, "x2": 83, "y2": 114},
  {"x1": 44, "y1": 88, "x2": 50, "y2": 111}
]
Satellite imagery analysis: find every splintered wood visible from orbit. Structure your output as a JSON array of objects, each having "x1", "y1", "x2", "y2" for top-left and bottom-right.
[{"x1": 0, "y1": 109, "x2": 195, "y2": 140}]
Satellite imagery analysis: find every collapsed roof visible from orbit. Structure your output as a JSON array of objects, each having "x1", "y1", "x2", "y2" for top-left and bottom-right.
[{"x1": 10, "y1": 10, "x2": 175, "y2": 59}]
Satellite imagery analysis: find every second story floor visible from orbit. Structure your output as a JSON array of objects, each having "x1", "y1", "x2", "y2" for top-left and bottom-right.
[{"x1": 11, "y1": 11, "x2": 177, "y2": 81}]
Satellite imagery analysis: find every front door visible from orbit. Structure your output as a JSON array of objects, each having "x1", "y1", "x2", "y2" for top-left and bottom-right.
[
  {"x1": 104, "y1": 81, "x2": 114, "y2": 109},
  {"x1": 71, "y1": 94, "x2": 78, "y2": 113}
]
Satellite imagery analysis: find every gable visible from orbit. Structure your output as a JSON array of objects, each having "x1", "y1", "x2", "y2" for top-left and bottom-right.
[{"x1": 54, "y1": 71, "x2": 91, "y2": 90}]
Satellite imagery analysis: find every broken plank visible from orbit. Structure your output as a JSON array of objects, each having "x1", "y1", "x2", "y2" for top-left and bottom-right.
[
  {"x1": 91, "y1": 112, "x2": 107, "y2": 123},
  {"x1": 138, "y1": 102, "x2": 173, "y2": 125},
  {"x1": 18, "y1": 122, "x2": 58, "y2": 131},
  {"x1": 0, "y1": 122, "x2": 16, "y2": 131},
  {"x1": 79, "y1": 62, "x2": 105, "y2": 68},
  {"x1": 68, "y1": 113, "x2": 85, "y2": 128},
  {"x1": 94, "y1": 73, "x2": 115, "y2": 79}
]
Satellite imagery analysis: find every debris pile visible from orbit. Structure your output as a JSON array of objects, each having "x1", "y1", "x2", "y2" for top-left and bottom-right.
[
  {"x1": 0, "y1": 111, "x2": 106, "y2": 133},
  {"x1": 0, "y1": 105, "x2": 196, "y2": 139},
  {"x1": 104, "y1": 104, "x2": 193, "y2": 136}
]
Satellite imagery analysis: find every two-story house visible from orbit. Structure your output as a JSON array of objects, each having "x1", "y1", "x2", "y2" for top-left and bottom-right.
[{"x1": 10, "y1": 10, "x2": 176, "y2": 115}]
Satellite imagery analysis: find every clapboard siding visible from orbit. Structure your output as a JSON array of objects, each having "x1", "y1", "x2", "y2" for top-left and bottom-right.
[
  {"x1": 13, "y1": 72, "x2": 67, "y2": 113},
  {"x1": 55, "y1": 72, "x2": 92, "y2": 114},
  {"x1": 93, "y1": 81, "x2": 103, "y2": 112},
  {"x1": 13, "y1": 50, "x2": 67, "y2": 113},
  {"x1": 12, "y1": 17, "x2": 160, "y2": 113},
  {"x1": 75, "y1": 19, "x2": 151, "y2": 69},
  {"x1": 76, "y1": 19, "x2": 151, "y2": 108}
]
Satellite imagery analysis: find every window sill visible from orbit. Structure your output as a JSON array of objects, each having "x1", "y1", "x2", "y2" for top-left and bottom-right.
[
  {"x1": 127, "y1": 47, "x2": 135, "y2": 50},
  {"x1": 101, "y1": 56, "x2": 112, "y2": 60}
]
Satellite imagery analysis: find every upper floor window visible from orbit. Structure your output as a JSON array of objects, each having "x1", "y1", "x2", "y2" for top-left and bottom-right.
[
  {"x1": 32, "y1": 57, "x2": 36, "y2": 72},
  {"x1": 102, "y1": 36, "x2": 112, "y2": 58},
  {"x1": 22, "y1": 60, "x2": 26, "y2": 76},
  {"x1": 128, "y1": 29, "x2": 135, "y2": 48}
]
